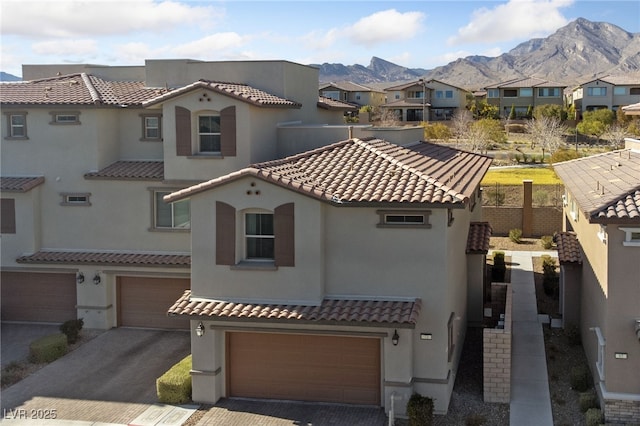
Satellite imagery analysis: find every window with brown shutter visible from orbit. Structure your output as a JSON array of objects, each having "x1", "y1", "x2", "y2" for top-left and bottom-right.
[
  {"x1": 216, "y1": 201, "x2": 236, "y2": 265},
  {"x1": 1, "y1": 199, "x2": 16, "y2": 234},
  {"x1": 274, "y1": 203, "x2": 295, "y2": 266},
  {"x1": 175, "y1": 106, "x2": 192, "y2": 156},
  {"x1": 220, "y1": 105, "x2": 236, "y2": 157}
]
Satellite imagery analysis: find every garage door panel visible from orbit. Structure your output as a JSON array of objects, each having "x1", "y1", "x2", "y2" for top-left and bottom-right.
[
  {"x1": 228, "y1": 332, "x2": 380, "y2": 405},
  {"x1": 118, "y1": 277, "x2": 189, "y2": 329}
]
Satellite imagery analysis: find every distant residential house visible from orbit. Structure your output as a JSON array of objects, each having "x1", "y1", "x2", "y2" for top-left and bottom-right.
[
  {"x1": 166, "y1": 138, "x2": 492, "y2": 415},
  {"x1": 484, "y1": 76, "x2": 566, "y2": 118},
  {"x1": 319, "y1": 81, "x2": 386, "y2": 108},
  {"x1": 553, "y1": 140, "x2": 640, "y2": 424},
  {"x1": 381, "y1": 79, "x2": 470, "y2": 122},
  {"x1": 569, "y1": 75, "x2": 640, "y2": 117}
]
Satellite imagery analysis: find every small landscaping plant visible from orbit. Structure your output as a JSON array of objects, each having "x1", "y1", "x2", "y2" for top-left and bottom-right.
[
  {"x1": 29, "y1": 334, "x2": 68, "y2": 363},
  {"x1": 491, "y1": 251, "x2": 506, "y2": 282},
  {"x1": 579, "y1": 390, "x2": 598, "y2": 412},
  {"x1": 540, "y1": 235, "x2": 554, "y2": 249},
  {"x1": 157, "y1": 354, "x2": 192, "y2": 404},
  {"x1": 509, "y1": 228, "x2": 522, "y2": 244},
  {"x1": 406, "y1": 393, "x2": 434, "y2": 426},
  {"x1": 60, "y1": 318, "x2": 84, "y2": 344},
  {"x1": 570, "y1": 364, "x2": 591, "y2": 392},
  {"x1": 585, "y1": 407, "x2": 603, "y2": 426}
]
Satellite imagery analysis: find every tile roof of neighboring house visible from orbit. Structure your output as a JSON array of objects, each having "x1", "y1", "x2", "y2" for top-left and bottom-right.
[
  {"x1": 381, "y1": 99, "x2": 431, "y2": 108},
  {"x1": 554, "y1": 232, "x2": 582, "y2": 264},
  {"x1": 165, "y1": 138, "x2": 492, "y2": 206},
  {"x1": 553, "y1": 149, "x2": 640, "y2": 223},
  {"x1": 485, "y1": 76, "x2": 566, "y2": 89},
  {"x1": 578, "y1": 74, "x2": 640, "y2": 86},
  {"x1": 319, "y1": 81, "x2": 380, "y2": 92},
  {"x1": 622, "y1": 102, "x2": 640, "y2": 115},
  {"x1": 84, "y1": 161, "x2": 164, "y2": 180},
  {"x1": 0, "y1": 176, "x2": 45, "y2": 192},
  {"x1": 17, "y1": 250, "x2": 190, "y2": 267},
  {"x1": 142, "y1": 79, "x2": 302, "y2": 108},
  {"x1": 168, "y1": 290, "x2": 421, "y2": 326},
  {"x1": 0, "y1": 73, "x2": 167, "y2": 106},
  {"x1": 385, "y1": 79, "x2": 468, "y2": 92},
  {"x1": 317, "y1": 96, "x2": 359, "y2": 110},
  {"x1": 466, "y1": 222, "x2": 493, "y2": 254}
]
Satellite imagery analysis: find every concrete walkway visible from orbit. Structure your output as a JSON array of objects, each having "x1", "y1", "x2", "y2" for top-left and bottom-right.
[{"x1": 507, "y1": 250, "x2": 556, "y2": 426}]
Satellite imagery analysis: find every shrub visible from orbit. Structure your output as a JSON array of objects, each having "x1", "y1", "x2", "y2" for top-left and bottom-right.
[
  {"x1": 157, "y1": 354, "x2": 192, "y2": 404},
  {"x1": 570, "y1": 364, "x2": 591, "y2": 392},
  {"x1": 550, "y1": 148, "x2": 581, "y2": 163},
  {"x1": 406, "y1": 393, "x2": 434, "y2": 426},
  {"x1": 505, "y1": 123, "x2": 526, "y2": 133},
  {"x1": 542, "y1": 255, "x2": 559, "y2": 296},
  {"x1": 60, "y1": 318, "x2": 84, "y2": 344},
  {"x1": 579, "y1": 390, "x2": 598, "y2": 412},
  {"x1": 29, "y1": 334, "x2": 68, "y2": 364},
  {"x1": 485, "y1": 188, "x2": 505, "y2": 206},
  {"x1": 585, "y1": 408, "x2": 603, "y2": 426},
  {"x1": 492, "y1": 251, "x2": 506, "y2": 282},
  {"x1": 509, "y1": 228, "x2": 522, "y2": 243},
  {"x1": 540, "y1": 235, "x2": 554, "y2": 249},
  {"x1": 465, "y1": 413, "x2": 487, "y2": 426}
]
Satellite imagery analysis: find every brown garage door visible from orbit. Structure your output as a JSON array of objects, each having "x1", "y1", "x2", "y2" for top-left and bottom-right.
[
  {"x1": 1, "y1": 271, "x2": 77, "y2": 323},
  {"x1": 228, "y1": 332, "x2": 380, "y2": 405},
  {"x1": 117, "y1": 276, "x2": 189, "y2": 329}
]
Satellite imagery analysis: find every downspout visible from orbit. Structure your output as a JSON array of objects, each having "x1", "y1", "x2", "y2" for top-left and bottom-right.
[{"x1": 389, "y1": 391, "x2": 397, "y2": 426}]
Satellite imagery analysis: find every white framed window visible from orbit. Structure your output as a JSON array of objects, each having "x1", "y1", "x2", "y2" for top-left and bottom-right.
[
  {"x1": 587, "y1": 87, "x2": 607, "y2": 96},
  {"x1": 592, "y1": 327, "x2": 605, "y2": 380},
  {"x1": 569, "y1": 198, "x2": 579, "y2": 222},
  {"x1": 445, "y1": 90, "x2": 453, "y2": 98},
  {"x1": 487, "y1": 89, "x2": 499, "y2": 98},
  {"x1": 198, "y1": 114, "x2": 221, "y2": 153},
  {"x1": 620, "y1": 227, "x2": 640, "y2": 247},
  {"x1": 245, "y1": 212, "x2": 274, "y2": 260},
  {"x1": 520, "y1": 88, "x2": 533, "y2": 97},
  {"x1": 613, "y1": 87, "x2": 626, "y2": 95},
  {"x1": 153, "y1": 191, "x2": 190, "y2": 229},
  {"x1": 60, "y1": 193, "x2": 91, "y2": 206},
  {"x1": 141, "y1": 114, "x2": 161, "y2": 140},
  {"x1": 409, "y1": 90, "x2": 424, "y2": 99},
  {"x1": 4, "y1": 112, "x2": 28, "y2": 138},
  {"x1": 377, "y1": 210, "x2": 432, "y2": 228},
  {"x1": 50, "y1": 111, "x2": 80, "y2": 125},
  {"x1": 597, "y1": 225, "x2": 607, "y2": 244},
  {"x1": 538, "y1": 88, "x2": 560, "y2": 97}
]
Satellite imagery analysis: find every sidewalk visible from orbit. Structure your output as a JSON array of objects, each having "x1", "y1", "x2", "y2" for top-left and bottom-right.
[{"x1": 507, "y1": 250, "x2": 555, "y2": 426}]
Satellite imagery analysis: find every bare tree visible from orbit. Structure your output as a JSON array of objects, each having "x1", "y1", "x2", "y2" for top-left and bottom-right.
[
  {"x1": 450, "y1": 109, "x2": 473, "y2": 145},
  {"x1": 378, "y1": 108, "x2": 401, "y2": 127},
  {"x1": 602, "y1": 123, "x2": 628, "y2": 149},
  {"x1": 526, "y1": 116, "x2": 566, "y2": 160},
  {"x1": 463, "y1": 122, "x2": 492, "y2": 154}
]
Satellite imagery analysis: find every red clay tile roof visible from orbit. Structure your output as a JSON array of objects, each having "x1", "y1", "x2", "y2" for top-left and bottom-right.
[
  {"x1": 553, "y1": 149, "x2": 640, "y2": 223},
  {"x1": 142, "y1": 80, "x2": 302, "y2": 108},
  {"x1": 165, "y1": 139, "x2": 491, "y2": 206},
  {"x1": 17, "y1": 250, "x2": 190, "y2": 267},
  {"x1": 168, "y1": 290, "x2": 421, "y2": 326},
  {"x1": 84, "y1": 161, "x2": 164, "y2": 180},
  {"x1": 0, "y1": 73, "x2": 167, "y2": 106},
  {"x1": 0, "y1": 176, "x2": 45, "y2": 192},
  {"x1": 554, "y1": 232, "x2": 582, "y2": 264},
  {"x1": 466, "y1": 222, "x2": 493, "y2": 254},
  {"x1": 317, "y1": 96, "x2": 358, "y2": 110}
]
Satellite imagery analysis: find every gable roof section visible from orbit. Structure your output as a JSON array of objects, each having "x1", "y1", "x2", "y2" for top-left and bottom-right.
[
  {"x1": 165, "y1": 139, "x2": 492, "y2": 207},
  {"x1": 0, "y1": 73, "x2": 167, "y2": 106},
  {"x1": 577, "y1": 74, "x2": 640, "y2": 87},
  {"x1": 142, "y1": 79, "x2": 302, "y2": 108},
  {"x1": 17, "y1": 250, "x2": 190, "y2": 267},
  {"x1": 0, "y1": 176, "x2": 45, "y2": 192},
  {"x1": 84, "y1": 161, "x2": 164, "y2": 180},
  {"x1": 553, "y1": 149, "x2": 640, "y2": 223},
  {"x1": 319, "y1": 81, "x2": 380, "y2": 92},
  {"x1": 466, "y1": 222, "x2": 493, "y2": 254},
  {"x1": 168, "y1": 290, "x2": 421, "y2": 327},
  {"x1": 317, "y1": 96, "x2": 359, "y2": 110}
]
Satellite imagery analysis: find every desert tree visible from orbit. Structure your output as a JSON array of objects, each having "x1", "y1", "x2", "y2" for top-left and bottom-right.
[
  {"x1": 450, "y1": 109, "x2": 473, "y2": 145},
  {"x1": 602, "y1": 123, "x2": 629, "y2": 149},
  {"x1": 526, "y1": 116, "x2": 566, "y2": 160}
]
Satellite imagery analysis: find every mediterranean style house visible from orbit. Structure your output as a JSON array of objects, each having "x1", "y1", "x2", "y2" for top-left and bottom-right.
[
  {"x1": 567, "y1": 75, "x2": 640, "y2": 117},
  {"x1": 484, "y1": 76, "x2": 566, "y2": 118},
  {"x1": 319, "y1": 81, "x2": 386, "y2": 108},
  {"x1": 553, "y1": 138, "x2": 640, "y2": 423},
  {"x1": 381, "y1": 79, "x2": 470, "y2": 122},
  {"x1": 165, "y1": 138, "x2": 492, "y2": 415}
]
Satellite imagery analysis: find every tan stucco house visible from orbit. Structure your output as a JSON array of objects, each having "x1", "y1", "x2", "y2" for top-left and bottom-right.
[
  {"x1": 553, "y1": 139, "x2": 640, "y2": 423},
  {"x1": 319, "y1": 81, "x2": 386, "y2": 108},
  {"x1": 568, "y1": 75, "x2": 640, "y2": 117},
  {"x1": 485, "y1": 76, "x2": 566, "y2": 118}
]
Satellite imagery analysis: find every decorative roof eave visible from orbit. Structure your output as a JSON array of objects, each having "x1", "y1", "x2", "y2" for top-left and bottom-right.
[
  {"x1": 317, "y1": 97, "x2": 359, "y2": 110},
  {"x1": 466, "y1": 222, "x2": 493, "y2": 254},
  {"x1": 554, "y1": 232, "x2": 582, "y2": 264},
  {"x1": 16, "y1": 250, "x2": 191, "y2": 267},
  {"x1": 0, "y1": 176, "x2": 45, "y2": 192},
  {"x1": 84, "y1": 160, "x2": 164, "y2": 181}
]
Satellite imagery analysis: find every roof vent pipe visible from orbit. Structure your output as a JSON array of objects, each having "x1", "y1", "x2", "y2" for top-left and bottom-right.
[{"x1": 348, "y1": 126, "x2": 353, "y2": 140}]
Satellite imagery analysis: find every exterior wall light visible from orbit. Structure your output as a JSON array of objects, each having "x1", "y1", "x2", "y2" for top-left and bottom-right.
[
  {"x1": 93, "y1": 273, "x2": 101, "y2": 285},
  {"x1": 76, "y1": 272, "x2": 85, "y2": 284},
  {"x1": 196, "y1": 322, "x2": 205, "y2": 337},
  {"x1": 392, "y1": 329, "x2": 400, "y2": 346}
]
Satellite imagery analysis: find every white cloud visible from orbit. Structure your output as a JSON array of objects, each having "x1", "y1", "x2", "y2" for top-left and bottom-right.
[
  {"x1": 1, "y1": 0, "x2": 223, "y2": 38},
  {"x1": 346, "y1": 9, "x2": 425, "y2": 47},
  {"x1": 448, "y1": 0, "x2": 573, "y2": 45},
  {"x1": 32, "y1": 39, "x2": 98, "y2": 56}
]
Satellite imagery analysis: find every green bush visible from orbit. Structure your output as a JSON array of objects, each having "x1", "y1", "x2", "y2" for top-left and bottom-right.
[
  {"x1": 406, "y1": 393, "x2": 434, "y2": 426},
  {"x1": 492, "y1": 251, "x2": 506, "y2": 282},
  {"x1": 585, "y1": 408, "x2": 603, "y2": 426},
  {"x1": 542, "y1": 255, "x2": 559, "y2": 296},
  {"x1": 540, "y1": 235, "x2": 554, "y2": 249},
  {"x1": 60, "y1": 318, "x2": 84, "y2": 344},
  {"x1": 579, "y1": 390, "x2": 598, "y2": 412},
  {"x1": 570, "y1": 364, "x2": 591, "y2": 392},
  {"x1": 157, "y1": 354, "x2": 192, "y2": 404},
  {"x1": 29, "y1": 334, "x2": 68, "y2": 363},
  {"x1": 509, "y1": 228, "x2": 522, "y2": 244}
]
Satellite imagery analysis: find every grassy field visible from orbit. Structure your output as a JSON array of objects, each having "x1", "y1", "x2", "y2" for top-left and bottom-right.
[{"x1": 481, "y1": 166, "x2": 561, "y2": 185}]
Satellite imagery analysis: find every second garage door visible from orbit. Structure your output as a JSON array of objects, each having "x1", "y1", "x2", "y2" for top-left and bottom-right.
[
  {"x1": 227, "y1": 332, "x2": 380, "y2": 405},
  {"x1": 117, "y1": 276, "x2": 190, "y2": 329}
]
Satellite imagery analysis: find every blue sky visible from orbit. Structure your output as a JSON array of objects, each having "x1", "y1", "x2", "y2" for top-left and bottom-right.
[{"x1": 1, "y1": 0, "x2": 639, "y2": 78}]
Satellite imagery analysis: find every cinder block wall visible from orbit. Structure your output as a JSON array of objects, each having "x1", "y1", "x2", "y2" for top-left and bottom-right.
[
  {"x1": 483, "y1": 283, "x2": 512, "y2": 403},
  {"x1": 604, "y1": 399, "x2": 640, "y2": 424},
  {"x1": 483, "y1": 207, "x2": 561, "y2": 237}
]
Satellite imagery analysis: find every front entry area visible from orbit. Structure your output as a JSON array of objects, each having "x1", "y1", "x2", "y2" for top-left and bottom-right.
[{"x1": 227, "y1": 332, "x2": 381, "y2": 405}]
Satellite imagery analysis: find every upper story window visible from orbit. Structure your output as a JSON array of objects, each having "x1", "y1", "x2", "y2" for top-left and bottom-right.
[
  {"x1": 50, "y1": 111, "x2": 80, "y2": 125},
  {"x1": 377, "y1": 209, "x2": 432, "y2": 229},
  {"x1": 613, "y1": 87, "x2": 626, "y2": 95},
  {"x1": 503, "y1": 89, "x2": 518, "y2": 98},
  {"x1": 141, "y1": 114, "x2": 162, "y2": 141},
  {"x1": 175, "y1": 105, "x2": 236, "y2": 158},
  {"x1": 198, "y1": 115, "x2": 221, "y2": 153},
  {"x1": 245, "y1": 212, "x2": 275, "y2": 260},
  {"x1": 60, "y1": 193, "x2": 91, "y2": 206},
  {"x1": 620, "y1": 227, "x2": 640, "y2": 247},
  {"x1": 587, "y1": 87, "x2": 607, "y2": 96},
  {"x1": 487, "y1": 89, "x2": 499, "y2": 98},
  {"x1": 520, "y1": 88, "x2": 533, "y2": 97},
  {"x1": 408, "y1": 90, "x2": 424, "y2": 99},
  {"x1": 435, "y1": 90, "x2": 453, "y2": 99},
  {"x1": 154, "y1": 190, "x2": 190, "y2": 230},
  {"x1": 631, "y1": 87, "x2": 640, "y2": 95},
  {"x1": 538, "y1": 88, "x2": 560, "y2": 97},
  {"x1": 4, "y1": 112, "x2": 28, "y2": 139}
]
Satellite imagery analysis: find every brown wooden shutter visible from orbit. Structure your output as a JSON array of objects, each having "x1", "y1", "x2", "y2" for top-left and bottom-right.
[
  {"x1": 274, "y1": 203, "x2": 295, "y2": 267},
  {"x1": 175, "y1": 106, "x2": 192, "y2": 156},
  {"x1": 216, "y1": 201, "x2": 236, "y2": 265},
  {"x1": 1, "y1": 199, "x2": 16, "y2": 234},
  {"x1": 220, "y1": 106, "x2": 236, "y2": 157}
]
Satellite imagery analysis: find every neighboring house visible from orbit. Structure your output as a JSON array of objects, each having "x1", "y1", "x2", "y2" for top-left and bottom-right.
[
  {"x1": 553, "y1": 140, "x2": 640, "y2": 423},
  {"x1": 165, "y1": 138, "x2": 492, "y2": 415},
  {"x1": 569, "y1": 75, "x2": 640, "y2": 117},
  {"x1": 381, "y1": 79, "x2": 470, "y2": 122},
  {"x1": 0, "y1": 59, "x2": 351, "y2": 330},
  {"x1": 319, "y1": 81, "x2": 386, "y2": 108},
  {"x1": 484, "y1": 76, "x2": 566, "y2": 118}
]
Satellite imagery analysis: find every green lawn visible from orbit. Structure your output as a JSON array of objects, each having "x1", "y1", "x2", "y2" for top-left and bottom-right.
[{"x1": 482, "y1": 167, "x2": 561, "y2": 185}]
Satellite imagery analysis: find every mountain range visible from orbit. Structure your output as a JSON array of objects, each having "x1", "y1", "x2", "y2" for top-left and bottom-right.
[{"x1": 315, "y1": 18, "x2": 640, "y2": 89}]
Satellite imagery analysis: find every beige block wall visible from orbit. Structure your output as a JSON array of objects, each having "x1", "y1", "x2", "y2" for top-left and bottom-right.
[
  {"x1": 483, "y1": 206, "x2": 562, "y2": 237},
  {"x1": 483, "y1": 283, "x2": 512, "y2": 403}
]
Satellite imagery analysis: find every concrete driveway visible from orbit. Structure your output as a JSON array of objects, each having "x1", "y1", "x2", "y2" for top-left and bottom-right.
[{"x1": 1, "y1": 326, "x2": 190, "y2": 420}]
